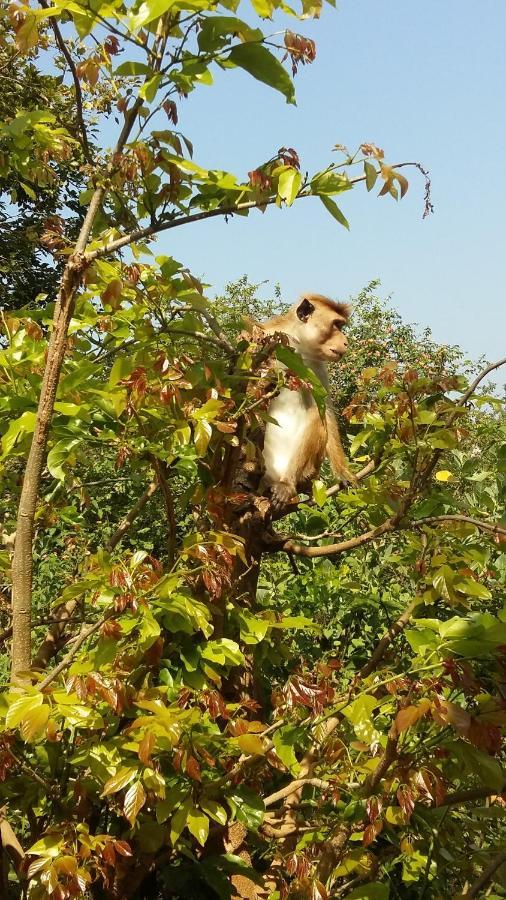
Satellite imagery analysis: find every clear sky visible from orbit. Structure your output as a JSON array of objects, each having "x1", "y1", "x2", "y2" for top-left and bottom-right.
[{"x1": 156, "y1": 0, "x2": 505, "y2": 371}]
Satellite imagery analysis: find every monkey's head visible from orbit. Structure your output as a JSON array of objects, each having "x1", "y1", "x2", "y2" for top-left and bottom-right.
[{"x1": 292, "y1": 295, "x2": 350, "y2": 362}]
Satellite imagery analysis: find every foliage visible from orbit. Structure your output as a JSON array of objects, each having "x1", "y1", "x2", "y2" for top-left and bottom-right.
[{"x1": 0, "y1": 1, "x2": 505, "y2": 899}]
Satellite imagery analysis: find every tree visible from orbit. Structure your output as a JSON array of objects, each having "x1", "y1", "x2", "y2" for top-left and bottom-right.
[{"x1": 1, "y1": 1, "x2": 505, "y2": 898}]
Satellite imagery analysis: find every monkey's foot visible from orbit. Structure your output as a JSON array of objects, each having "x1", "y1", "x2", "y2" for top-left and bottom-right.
[{"x1": 269, "y1": 481, "x2": 298, "y2": 511}]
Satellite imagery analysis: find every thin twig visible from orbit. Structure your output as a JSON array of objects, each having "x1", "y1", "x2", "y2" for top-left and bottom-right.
[
  {"x1": 40, "y1": 0, "x2": 92, "y2": 163},
  {"x1": 363, "y1": 726, "x2": 398, "y2": 794},
  {"x1": 150, "y1": 459, "x2": 176, "y2": 566},
  {"x1": 108, "y1": 481, "x2": 158, "y2": 550},
  {"x1": 38, "y1": 613, "x2": 112, "y2": 691},
  {"x1": 359, "y1": 599, "x2": 420, "y2": 678}
]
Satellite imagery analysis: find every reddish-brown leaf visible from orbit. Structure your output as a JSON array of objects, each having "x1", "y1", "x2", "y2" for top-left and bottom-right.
[
  {"x1": 185, "y1": 755, "x2": 202, "y2": 781},
  {"x1": 138, "y1": 731, "x2": 155, "y2": 767}
]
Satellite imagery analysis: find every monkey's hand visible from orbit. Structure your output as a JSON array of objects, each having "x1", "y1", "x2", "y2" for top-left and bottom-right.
[
  {"x1": 269, "y1": 480, "x2": 298, "y2": 511},
  {"x1": 338, "y1": 465, "x2": 356, "y2": 488}
]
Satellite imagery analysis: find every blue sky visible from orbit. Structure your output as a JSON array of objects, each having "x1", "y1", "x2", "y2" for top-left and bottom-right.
[{"x1": 155, "y1": 0, "x2": 505, "y2": 371}]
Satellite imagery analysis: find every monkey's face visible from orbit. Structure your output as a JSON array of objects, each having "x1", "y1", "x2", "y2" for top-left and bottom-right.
[{"x1": 294, "y1": 297, "x2": 349, "y2": 362}]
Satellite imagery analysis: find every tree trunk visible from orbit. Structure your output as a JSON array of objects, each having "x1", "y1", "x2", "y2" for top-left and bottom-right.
[{"x1": 10, "y1": 255, "x2": 87, "y2": 678}]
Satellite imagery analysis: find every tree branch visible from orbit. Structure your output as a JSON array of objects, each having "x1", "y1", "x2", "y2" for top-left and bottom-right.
[
  {"x1": 270, "y1": 509, "x2": 505, "y2": 560},
  {"x1": 108, "y1": 481, "x2": 158, "y2": 551},
  {"x1": 413, "y1": 514, "x2": 506, "y2": 537},
  {"x1": 85, "y1": 163, "x2": 420, "y2": 262},
  {"x1": 359, "y1": 599, "x2": 420, "y2": 679},
  {"x1": 273, "y1": 516, "x2": 397, "y2": 558},
  {"x1": 463, "y1": 848, "x2": 506, "y2": 897},
  {"x1": 150, "y1": 459, "x2": 176, "y2": 566},
  {"x1": 436, "y1": 787, "x2": 502, "y2": 808},
  {"x1": 264, "y1": 778, "x2": 330, "y2": 808},
  {"x1": 38, "y1": 612, "x2": 112, "y2": 692},
  {"x1": 41, "y1": 0, "x2": 92, "y2": 164},
  {"x1": 363, "y1": 726, "x2": 398, "y2": 794},
  {"x1": 10, "y1": 22, "x2": 168, "y2": 678}
]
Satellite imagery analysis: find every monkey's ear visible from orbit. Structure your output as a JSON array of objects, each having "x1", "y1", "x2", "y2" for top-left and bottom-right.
[{"x1": 296, "y1": 298, "x2": 315, "y2": 322}]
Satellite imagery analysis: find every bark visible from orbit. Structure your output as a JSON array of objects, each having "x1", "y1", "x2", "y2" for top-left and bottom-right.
[
  {"x1": 11, "y1": 253, "x2": 89, "y2": 678},
  {"x1": 10, "y1": 97, "x2": 143, "y2": 680}
]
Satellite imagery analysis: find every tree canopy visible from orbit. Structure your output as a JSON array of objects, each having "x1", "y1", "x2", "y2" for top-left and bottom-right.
[{"x1": 0, "y1": 1, "x2": 505, "y2": 898}]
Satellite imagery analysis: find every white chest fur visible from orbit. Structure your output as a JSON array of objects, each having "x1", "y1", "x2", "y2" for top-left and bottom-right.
[{"x1": 262, "y1": 388, "x2": 313, "y2": 483}]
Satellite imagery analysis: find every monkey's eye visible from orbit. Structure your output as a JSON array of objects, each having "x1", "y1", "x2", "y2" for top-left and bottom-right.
[{"x1": 333, "y1": 320, "x2": 344, "y2": 331}]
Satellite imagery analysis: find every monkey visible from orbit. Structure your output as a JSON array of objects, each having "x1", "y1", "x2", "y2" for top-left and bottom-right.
[{"x1": 260, "y1": 294, "x2": 353, "y2": 509}]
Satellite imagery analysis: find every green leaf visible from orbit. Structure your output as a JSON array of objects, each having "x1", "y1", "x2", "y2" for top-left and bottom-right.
[
  {"x1": 454, "y1": 576, "x2": 492, "y2": 600},
  {"x1": 194, "y1": 419, "x2": 212, "y2": 455},
  {"x1": 342, "y1": 695, "x2": 381, "y2": 744},
  {"x1": 433, "y1": 565, "x2": 457, "y2": 603},
  {"x1": 20, "y1": 704, "x2": 50, "y2": 742},
  {"x1": 28, "y1": 833, "x2": 64, "y2": 858},
  {"x1": 227, "y1": 43, "x2": 295, "y2": 104},
  {"x1": 273, "y1": 724, "x2": 303, "y2": 774},
  {"x1": 109, "y1": 355, "x2": 134, "y2": 388},
  {"x1": 140, "y1": 73, "x2": 163, "y2": 102},
  {"x1": 250, "y1": 0, "x2": 274, "y2": 16},
  {"x1": 427, "y1": 429, "x2": 458, "y2": 450},
  {"x1": 278, "y1": 167, "x2": 302, "y2": 206},
  {"x1": 228, "y1": 786, "x2": 265, "y2": 829},
  {"x1": 197, "y1": 16, "x2": 262, "y2": 52},
  {"x1": 320, "y1": 194, "x2": 350, "y2": 229},
  {"x1": 129, "y1": 0, "x2": 178, "y2": 31},
  {"x1": 47, "y1": 438, "x2": 80, "y2": 481},
  {"x1": 187, "y1": 808, "x2": 209, "y2": 846},
  {"x1": 199, "y1": 798, "x2": 227, "y2": 825},
  {"x1": 275, "y1": 345, "x2": 327, "y2": 416},
  {"x1": 201, "y1": 638, "x2": 244, "y2": 667},
  {"x1": 312, "y1": 479, "x2": 327, "y2": 508},
  {"x1": 114, "y1": 61, "x2": 152, "y2": 76},
  {"x1": 448, "y1": 741, "x2": 505, "y2": 791},
  {"x1": 20, "y1": 182, "x2": 36, "y2": 200},
  {"x1": 155, "y1": 785, "x2": 190, "y2": 823},
  {"x1": 170, "y1": 798, "x2": 192, "y2": 844},
  {"x1": 311, "y1": 170, "x2": 351, "y2": 195},
  {"x1": 364, "y1": 161, "x2": 377, "y2": 192},
  {"x1": 1, "y1": 410, "x2": 37, "y2": 459},
  {"x1": 237, "y1": 611, "x2": 270, "y2": 645}
]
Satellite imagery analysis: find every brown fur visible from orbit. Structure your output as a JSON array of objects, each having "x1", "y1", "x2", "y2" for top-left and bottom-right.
[{"x1": 261, "y1": 294, "x2": 352, "y2": 507}]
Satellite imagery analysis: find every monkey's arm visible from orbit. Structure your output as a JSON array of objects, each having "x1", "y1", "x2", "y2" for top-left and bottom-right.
[{"x1": 325, "y1": 406, "x2": 355, "y2": 484}]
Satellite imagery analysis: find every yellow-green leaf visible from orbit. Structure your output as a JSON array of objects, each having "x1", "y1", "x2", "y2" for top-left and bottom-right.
[
  {"x1": 385, "y1": 806, "x2": 408, "y2": 825},
  {"x1": 101, "y1": 767, "x2": 137, "y2": 797},
  {"x1": 236, "y1": 734, "x2": 265, "y2": 755},
  {"x1": 435, "y1": 470, "x2": 453, "y2": 482},
  {"x1": 124, "y1": 781, "x2": 147, "y2": 826},
  {"x1": 278, "y1": 167, "x2": 302, "y2": 206},
  {"x1": 194, "y1": 419, "x2": 212, "y2": 455},
  {"x1": 20, "y1": 704, "x2": 50, "y2": 742},
  {"x1": 5, "y1": 692, "x2": 44, "y2": 729},
  {"x1": 187, "y1": 808, "x2": 209, "y2": 846}
]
